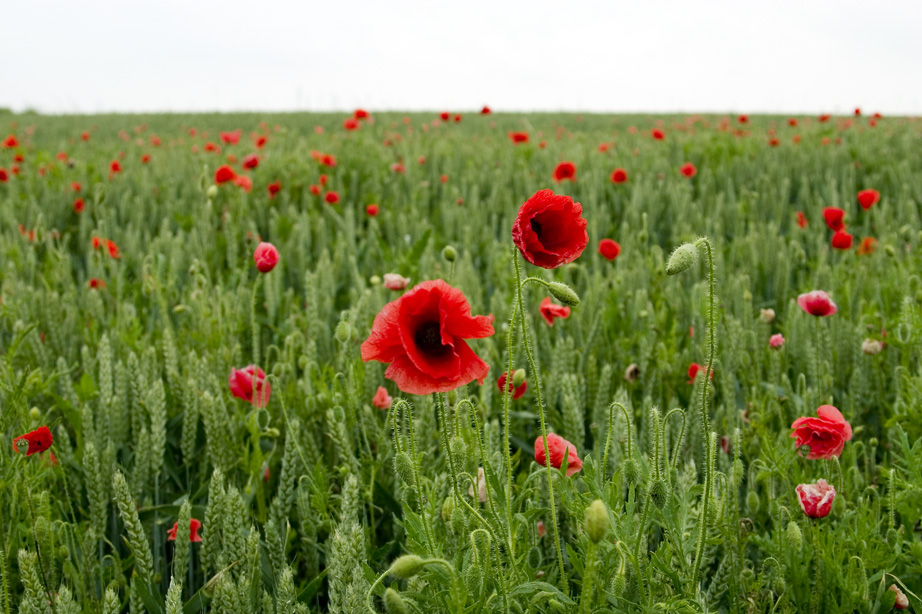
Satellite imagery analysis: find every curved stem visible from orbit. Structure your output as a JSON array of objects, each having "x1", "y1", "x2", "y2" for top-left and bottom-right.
[
  {"x1": 513, "y1": 252, "x2": 567, "y2": 588},
  {"x1": 664, "y1": 408, "x2": 686, "y2": 470},
  {"x1": 395, "y1": 399, "x2": 437, "y2": 555},
  {"x1": 601, "y1": 402, "x2": 625, "y2": 485}
]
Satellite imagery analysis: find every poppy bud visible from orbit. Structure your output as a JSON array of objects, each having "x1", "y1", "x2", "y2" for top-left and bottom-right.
[
  {"x1": 30, "y1": 407, "x2": 40, "y2": 420},
  {"x1": 650, "y1": 479, "x2": 668, "y2": 509},
  {"x1": 442, "y1": 245, "x2": 457, "y2": 262},
  {"x1": 746, "y1": 490, "x2": 760, "y2": 513},
  {"x1": 512, "y1": 369, "x2": 526, "y2": 388},
  {"x1": 585, "y1": 499, "x2": 609, "y2": 543},
  {"x1": 388, "y1": 554, "x2": 426, "y2": 579},
  {"x1": 335, "y1": 319, "x2": 351, "y2": 343},
  {"x1": 885, "y1": 245, "x2": 896, "y2": 257},
  {"x1": 786, "y1": 521, "x2": 803, "y2": 552},
  {"x1": 384, "y1": 588, "x2": 408, "y2": 614},
  {"x1": 206, "y1": 185, "x2": 218, "y2": 199},
  {"x1": 623, "y1": 458, "x2": 640, "y2": 486},
  {"x1": 441, "y1": 496, "x2": 454, "y2": 521},
  {"x1": 886, "y1": 527, "x2": 901, "y2": 548},
  {"x1": 760, "y1": 308, "x2": 775, "y2": 323},
  {"x1": 547, "y1": 282, "x2": 580, "y2": 307},
  {"x1": 450, "y1": 437, "x2": 466, "y2": 468},
  {"x1": 611, "y1": 568, "x2": 627, "y2": 596},
  {"x1": 332, "y1": 405, "x2": 345, "y2": 422},
  {"x1": 526, "y1": 545, "x2": 541, "y2": 568},
  {"x1": 665, "y1": 243, "x2": 698, "y2": 275}
]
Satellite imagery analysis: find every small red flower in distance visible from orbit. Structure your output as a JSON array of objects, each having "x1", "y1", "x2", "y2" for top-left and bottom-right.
[
  {"x1": 831, "y1": 229, "x2": 853, "y2": 250},
  {"x1": 788, "y1": 118, "x2": 798, "y2": 127},
  {"x1": 791, "y1": 405, "x2": 852, "y2": 459},
  {"x1": 481, "y1": 106, "x2": 491, "y2": 115},
  {"x1": 372, "y1": 386, "x2": 392, "y2": 409},
  {"x1": 610, "y1": 168, "x2": 628, "y2": 184},
  {"x1": 738, "y1": 114, "x2": 749, "y2": 124},
  {"x1": 538, "y1": 140, "x2": 547, "y2": 149},
  {"x1": 797, "y1": 290, "x2": 837, "y2": 317},
  {"x1": 552, "y1": 161, "x2": 576, "y2": 183},
  {"x1": 512, "y1": 189, "x2": 588, "y2": 269},
  {"x1": 440, "y1": 174, "x2": 448, "y2": 183},
  {"x1": 418, "y1": 156, "x2": 426, "y2": 165},
  {"x1": 680, "y1": 162, "x2": 697, "y2": 178},
  {"x1": 440, "y1": 112, "x2": 450, "y2": 121},
  {"x1": 13, "y1": 426, "x2": 53, "y2": 456},
  {"x1": 56, "y1": 151, "x2": 68, "y2": 161},
  {"x1": 769, "y1": 334, "x2": 785, "y2": 349},
  {"x1": 319, "y1": 174, "x2": 328, "y2": 185},
  {"x1": 167, "y1": 518, "x2": 203, "y2": 542},
  {"x1": 343, "y1": 118, "x2": 359, "y2": 131},
  {"x1": 366, "y1": 204, "x2": 379, "y2": 216},
  {"x1": 687, "y1": 362, "x2": 714, "y2": 384},
  {"x1": 254, "y1": 242, "x2": 279, "y2": 273},
  {"x1": 598, "y1": 238, "x2": 620, "y2": 261},
  {"x1": 822, "y1": 207, "x2": 845, "y2": 231},
  {"x1": 390, "y1": 163, "x2": 406, "y2": 174},
  {"x1": 92, "y1": 236, "x2": 102, "y2": 250},
  {"x1": 497, "y1": 371, "x2": 527, "y2": 399},
  {"x1": 254, "y1": 135, "x2": 268, "y2": 148},
  {"x1": 360, "y1": 279, "x2": 494, "y2": 395},
  {"x1": 454, "y1": 114, "x2": 462, "y2": 122},
  {"x1": 11, "y1": 165, "x2": 19, "y2": 175},
  {"x1": 71, "y1": 182, "x2": 82, "y2": 192},
  {"x1": 110, "y1": 160, "x2": 121, "y2": 174},
  {"x1": 3, "y1": 135, "x2": 18, "y2": 148},
  {"x1": 539, "y1": 297, "x2": 570, "y2": 327},
  {"x1": 309, "y1": 185, "x2": 321, "y2": 195},
  {"x1": 534, "y1": 433, "x2": 582, "y2": 476},
  {"x1": 795, "y1": 480, "x2": 836, "y2": 518},
  {"x1": 508, "y1": 131, "x2": 529, "y2": 144},
  {"x1": 267, "y1": 182, "x2": 281, "y2": 198},
  {"x1": 354, "y1": 108, "x2": 369, "y2": 120},
  {"x1": 73, "y1": 198, "x2": 85, "y2": 213},
  {"x1": 0, "y1": 168, "x2": 8, "y2": 183},
  {"x1": 325, "y1": 191, "x2": 340, "y2": 205},
  {"x1": 220, "y1": 130, "x2": 241, "y2": 144},
  {"x1": 796, "y1": 211, "x2": 808, "y2": 228},
  {"x1": 234, "y1": 175, "x2": 253, "y2": 192},
  {"x1": 228, "y1": 365, "x2": 271, "y2": 408},
  {"x1": 854, "y1": 107, "x2": 861, "y2": 116},
  {"x1": 14, "y1": 153, "x2": 24, "y2": 163},
  {"x1": 769, "y1": 138, "x2": 780, "y2": 147},
  {"x1": 89, "y1": 278, "x2": 105, "y2": 289},
  {"x1": 215, "y1": 165, "x2": 236, "y2": 184},
  {"x1": 150, "y1": 136, "x2": 161, "y2": 146},
  {"x1": 141, "y1": 154, "x2": 151, "y2": 164},
  {"x1": 857, "y1": 237, "x2": 877, "y2": 255},
  {"x1": 652, "y1": 129, "x2": 665, "y2": 140},
  {"x1": 819, "y1": 114, "x2": 831, "y2": 123},
  {"x1": 106, "y1": 239, "x2": 120, "y2": 259},
  {"x1": 81, "y1": 131, "x2": 91, "y2": 141},
  {"x1": 857, "y1": 189, "x2": 879, "y2": 210},
  {"x1": 242, "y1": 154, "x2": 259, "y2": 170}
]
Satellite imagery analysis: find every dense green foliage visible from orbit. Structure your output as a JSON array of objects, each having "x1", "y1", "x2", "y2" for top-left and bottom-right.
[{"x1": 1, "y1": 110, "x2": 921, "y2": 613}]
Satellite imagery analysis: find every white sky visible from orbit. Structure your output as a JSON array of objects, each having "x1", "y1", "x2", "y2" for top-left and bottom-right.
[{"x1": 2, "y1": 0, "x2": 921, "y2": 115}]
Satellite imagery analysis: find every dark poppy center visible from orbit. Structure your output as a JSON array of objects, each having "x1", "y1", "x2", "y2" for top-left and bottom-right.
[
  {"x1": 530, "y1": 218, "x2": 542, "y2": 236},
  {"x1": 415, "y1": 322, "x2": 451, "y2": 356}
]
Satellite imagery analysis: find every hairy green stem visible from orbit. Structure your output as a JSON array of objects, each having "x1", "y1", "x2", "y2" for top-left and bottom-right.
[
  {"x1": 601, "y1": 402, "x2": 626, "y2": 485},
  {"x1": 501, "y1": 247, "x2": 520, "y2": 561}
]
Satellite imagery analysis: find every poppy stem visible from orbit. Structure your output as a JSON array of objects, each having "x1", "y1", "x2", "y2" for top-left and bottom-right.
[
  {"x1": 601, "y1": 402, "x2": 626, "y2": 485},
  {"x1": 396, "y1": 399, "x2": 437, "y2": 556},
  {"x1": 512, "y1": 251, "x2": 567, "y2": 589},
  {"x1": 251, "y1": 275, "x2": 261, "y2": 369},
  {"x1": 501, "y1": 247, "x2": 520, "y2": 561}
]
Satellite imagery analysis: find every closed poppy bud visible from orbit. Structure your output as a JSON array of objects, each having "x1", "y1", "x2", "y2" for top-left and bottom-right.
[
  {"x1": 769, "y1": 334, "x2": 785, "y2": 349},
  {"x1": 760, "y1": 308, "x2": 775, "y2": 323},
  {"x1": 666, "y1": 243, "x2": 698, "y2": 275},
  {"x1": 395, "y1": 452, "x2": 414, "y2": 486},
  {"x1": 384, "y1": 588, "x2": 408, "y2": 614},
  {"x1": 650, "y1": 479, "x2": 669, "y2": 509},
  {"x1": 622, "y1": 457, "x2": 640, "y2": 485},
  {"x1": 389, "y1": 555, "x2": 426, "y2": 579},
  {"x1": 547, "y1": 282, "x2": 580, "y2": 307},
  {"x1": 585, "y1": 500, "x2": 609, "y2": 543},
  {"x1": 786, "y1": 521, "x2": 803, "y2": 552},
  {"x1": 253, "y1": 242, "x2": 279, "y2": 273},
  {"x1": 442, "y1": 245, "x2": 457, "y2": 262},
  {"x1": 512, "y1": 368, "x2": 526, "y2": 388}
]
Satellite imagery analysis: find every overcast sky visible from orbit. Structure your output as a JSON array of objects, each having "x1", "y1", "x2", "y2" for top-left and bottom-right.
[{"x1": 2, "y1": 0, "x2": 920, "y2": 115}]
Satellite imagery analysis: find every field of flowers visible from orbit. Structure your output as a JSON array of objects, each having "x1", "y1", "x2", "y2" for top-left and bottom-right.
[{"x1": 1, "y1": 107, "x2": 921, "y2": 613}]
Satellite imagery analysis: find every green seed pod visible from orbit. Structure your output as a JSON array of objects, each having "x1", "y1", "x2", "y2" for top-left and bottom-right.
[
  {"x1": 622, "y1": 458, "x2": 640, "y2": 486},
  {"x1": 650, "y1": 479, "x2": 669, "y2": 510},
  {"x1": 665, "y1": 243, "x2": 698, "y2": 275},
  {"x1": 442, "y1": 246, "x2": 457, "y2": 262},
  {"x1": 786, "y1": 521, "x2": 803, "y2": 552},
  {"x1": 464, "y1": 562, "x2": 484, "y2": 596},
  {"x1": 512, "y1": 369, "x2": 527, "y2": 388},
  {"x1": 395, "y1": 452, "x2": 414, "y2": 487},
  {"x1": 450, "y1": 437, "x2": 466, "y2": 469},
  {"x1": 370, "y1": 275, "x2": 382, "y2": 286},
  {"x1": 527, "y1": 545, "x2": 541, "y2": 568},
  {"x1": 384, "y1": 588, "x2": 408, "y2": 614},
  {"x1": 585, "y1": 499, "x2": 609, "y2": 543},
  {"x1": 746, "y1": 490, "x2": 760, "y2": 514},
  {"x1": 547, "y1": 282, "x2": 580, "y2": 307},
  {"x1": 389, "y1": 555, "x2": 426, "y2": 579},
  {"x1": 887, "y1": 527, "x2": 901, "y2": 548},
  {"x1": 441, "y1": 496, "x2": 454, "y2": 522}
]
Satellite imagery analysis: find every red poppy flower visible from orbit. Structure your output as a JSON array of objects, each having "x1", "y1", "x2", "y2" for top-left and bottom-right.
[
  {"x1": 81, "y1": 131, "x2": 91, "y2": 141},
  {"x1": 680, "y1": 162, "x2": 697, "y2": 178},
  {"x1": 391, "y1": 163, "x2": 406, "y2": 174},
  {"x1": 325, "y1": 191, "x2": 340, "y2": 205},
  {"x1": 309, "y1": 185, "x2": 321, "y2": 195},
  {"x1": 610, "y1": 168, "x2": 628, "y2": 184},
  {"x1": 204, "y1": 142, "x2": 219, "y2": 153},
  {"x1": 687, "y1": 362, "x2": 714, "y2": 384},
  {"x1": 150, "y1": 136, "x2": 162, "y2": 147},
  {"x1": 242, "y1": 154, "x2": 259, "y2": 170},
  {"x1": 768, "y1": 138, "x2": 780, "y2": 147},
  {"x1": 254, "y1": 135, "x2": 268, "y2": 148},
  {"x1": 92, "y1": 236, "x2": 101, "y2": 250},
  {"x1": 652, "y1": 129, "x2": 665, "y2": 140},
  {"x1": 215, "y1": 165, "x2": 236, "y2": 184},
  {"x1": 440, "y1": 174, "x2": 448, "y2": 183},
  {"x1": 857, "y1": 189, "x2": 879, "y2": 210},
  {"x1": 3, "y1": 135, "x2": 18, "y2": 148},
  {"x1": 857, "y1": 237, "x2": 877, "y2": 255},
  {"x1": 598, "y1": 238, "x2": 620, "y2": 261},
  {"x1": 440, "y1": 112, "x2": 450, "y2": 121},
  {"x1": 481, "y1": 106, "x2": 491, "y2": 115},
  {"x1": 13, "y1": 426, "x2": 52, "y2": 456},
  {"x1": 512, "y1": 189, "x2": 588, "y2": 269},
  {"x1": 497, "y1": 371, "x2": 527, "y2": 399},
  {"x1": 320, "y1": 174, "x2": 328, "y2": 185},
  {"x1": 788, "y1": 118, "x2": 798, "y2": 127},
  {"x1": 11, "y1": 165, "x2": 19, "y2": 175},
  {"x1": 796, "y1": 211, "x2": 807, "y2": 228},
  {"x1": 89, "y1": 278, "x2": 105, "y2": 289},
  {"x1": 797, "y1": 290, "x2": 837, "y2": 316},
  {"x1": 267, "y1": 181, "x2": 281, "y2": 198},
  {"x1": 738, "y1": 114, "x2": 749, "y2": 124},
  {"x1": 354, "y1": 108, "x2": 369, "y2": 120},
  {"x1": 73, "y1": 198, "x2": 85, "y2": 213},
  {"x1": 56, "y1": 151, "x2": 68, "y2": 161},
  {"x1": 534, "y1": 433, "x2": 582, "y2": 476},
  {"x1": 220, "y1": 130, "x2": 241, "y2": 144},
  {"x1": 552, "y1": 161, "x2": 576, "y2": 183},
  {"x1": 822, "y1": 207, "x2": 845, "y2": 231},
  {"x1": 367, "y1": 204, "x2": 379, "y2": 216},
  {"x1": 819, "y1": 114, "x2": 831, "y2": 123},
  {"x1": 453, "y1": 114, "x2": 462, "y2": 123},
  {"x1": 796, "y1": 480, "x2": 836, "y2": 519},
  {"x1": 508, "y1": 131, "x2": 529, "y2": 144},
  {"x1": 254, "y1": 242, "x2": 279, "y2": 273},
  {"x1": 106, "y1": 239, "x2": 120, "y2": 259},
  {"x1": 372, "y1": 386, "x2": 393, "y2": 409},
  {"x1": 791, "y1": 404, "x2": 852, "y2": 459},
  {"x1": 343, "y1": 118, "x2": 360, "y2": 131},
  {"x1": 539, "y1": 297, "x2": 570, "y2": 327},
  {"x1": 0, "y1": 168, "x2": 8, "y2": 183},
  {"x1": 110, "y1": 160, "x2": 122, "y2": 174},
  {"x1": 228, "y1": 365, "x2": 271, "y2": 408},
  {"x1": 831, "y1": 229, "x2": 853, "y2": 250},
  {"x1": 167, "y1": 518, "x2": 203, "y2": 542},
  {"x1": 360, "y1": 279, "x2": 494, "y2": 395},
  {"x1": 14, "y1": 153, "x2": 24, "y2": 163},
  {"x1": 141, "y1": 154, "x2": 151, "y2": 164}
]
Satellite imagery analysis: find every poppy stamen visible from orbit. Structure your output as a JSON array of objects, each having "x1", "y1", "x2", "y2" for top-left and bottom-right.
[{"x1": 415, "y1": 322, "x2": 450, "y2": 355}]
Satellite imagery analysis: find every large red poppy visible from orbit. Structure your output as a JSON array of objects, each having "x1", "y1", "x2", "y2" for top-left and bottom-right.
[
  {"x1": 360, "y1": 280, "x2": 494, "y2": 395},
  {"x1": 512, "y1": 189, "x2": 588, "y2": 269}
]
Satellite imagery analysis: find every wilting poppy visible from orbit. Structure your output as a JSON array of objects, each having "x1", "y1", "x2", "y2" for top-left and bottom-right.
[
  {"x1": 598, "y1": 238, "x2": 620, "y2": 260},
  {"x1": 857, "y1": 189, "x2": 879, "y2": 210},
  {"x1": 822, "y1": 207, "x2": 845, "y2": 232},
  {"x1": 610, "y1": 168, "x2": 628, "y2": 184},
  {"x1": 267, "y1": 181, "x2": 281, "y2": 198},
  {"x1": 831, "y1": 229, "x2": 853, "y2": 250},
  {"x1": 539, "y1": 297, "x2": 570, "y2": 327},
  {"x1": 534, "y1": 433, "x2": 582, "y2": 476},
  {"x1": 360, "y1": 279, "x2": 494, "y2": 395},
  {"x1": 508, "y1": 131, "x2": 529, "y2": 144},
  {"x1": 796, "y1": 211, "x2": 808, "y2": 228},
  {"x1": 791, "y1": 404, "x2": 852, "y2": 459},
  {"x1": 795, "y1": 480, "x2": 836, "y2": 518},
  {"x1": 797, "y1": 290, "x2": 837, "y2": 317},
  {"x1": 383, "y1": 273, "x2": 410, "y2": 290},
  {"x1": 497, "y1": 371, "x2": 527, "y2": 399},
  {"x1": 254, "y1": 242, "x2": 279, "y2": 273},
  {"x1": 228, "y1": 365, "x2": 271, "y2": 408},
  {"x1": 512, "y1": 189, "x2": 588, "y2": 269},
  {"x1": 857, "y1": 237, "x2": 877, "y2": 255},
  {"x1": 215, "y1": 165, "x2": 236, "y2": 184},
  {"x1": 372, "y1": 386, "x2": 392, "y2": 409},
  {"x1": 325, "y1": 191, "x2": 340, "y2": 205},
  {"x1": 680, "y1": 162, "x2": 697, "y2": 178},
  {"x1": 13, "y1": 426, "x2": 52, "y2": 456},
  {"x1": 106, "y1": 239, "x2": 120, "y2": 259},
  {"x1": 242, "y1": 154, "x2": 259, "y2": 170},
  {"x1": 167, "y1": 518, "x2": 203, "y2": 542}
]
